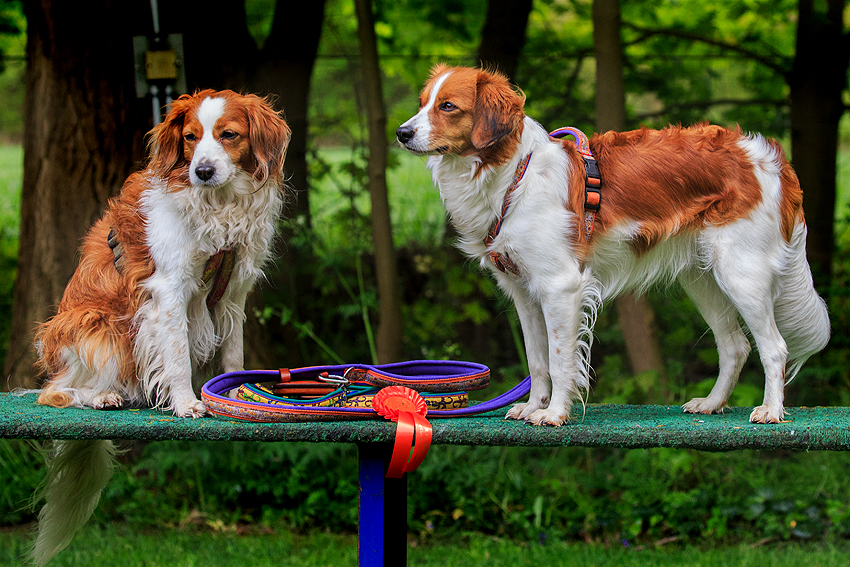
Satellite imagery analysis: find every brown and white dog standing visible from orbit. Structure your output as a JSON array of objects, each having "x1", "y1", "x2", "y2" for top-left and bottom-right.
[
  {"x1": 396, "y1": 64, "x2": 829, "y2": 427},
  {"x1": 31, "y1": 90, "x2": 290, "y2": 565}
]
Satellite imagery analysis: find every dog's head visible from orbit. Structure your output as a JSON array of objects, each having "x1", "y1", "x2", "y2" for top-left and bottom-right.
[
  {"x1": 396, "y1": 64, "x2": 526, "y2": 162},
  {"x1": 148, "y1": 90, "x2": 291, "y2": 188}
]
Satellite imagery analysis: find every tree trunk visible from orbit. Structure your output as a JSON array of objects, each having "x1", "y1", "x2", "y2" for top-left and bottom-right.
[
  {"x1": 593, "y1": 0, "x2": 665, "y2": 377},
  {"x1": 257, "y1": 1, "x2": 325, "y2": 225},
  {"x1": 244, "y1": 1, "x2": 326, "y2": 369},
  {"x1": 4, "y1": 0, "x2": 151, "y2": 389},
  {"x1": 354, "y1": 0, "x2": 403, "y2": 363},
  {"x1": 477, "y1": 0, "x2": 533, "y2": 81},
  {"x1": 167, "y1": 0, "x2": 257, "y2": 91},
  {"x1": 158, "y1": 0, "x2": 325, "y2": 369},
  {"x1": 790, "y1": 0, "x2": 849, "y2": 295}
]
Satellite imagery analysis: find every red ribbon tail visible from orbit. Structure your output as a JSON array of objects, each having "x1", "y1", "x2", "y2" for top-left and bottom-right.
[
  {"x1": 405, "y1": 413, "x2": 432, "y2": 473},
  {"x1": 384, "y1": 411, "x2": 433, "y2": 478}
]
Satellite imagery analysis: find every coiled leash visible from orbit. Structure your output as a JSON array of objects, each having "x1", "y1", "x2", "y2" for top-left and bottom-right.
[{"x1": 202, "y1": 361, "x2": 531, "y2": 478}]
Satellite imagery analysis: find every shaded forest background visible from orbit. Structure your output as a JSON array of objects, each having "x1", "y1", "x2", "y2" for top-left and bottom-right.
[
  {"x1": 4, "y1": 0, "x2": 850, "y2": 552},
  {"x1": 0, "y1": 0, "x2": 849, "y2": 410}
]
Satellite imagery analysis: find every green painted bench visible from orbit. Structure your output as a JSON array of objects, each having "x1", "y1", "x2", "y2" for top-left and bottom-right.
[
  {"x1": 4, "y1": 392, "x2": 850, "y2": 449},
  {"x1": 3, "y1": 392, "x2": 850, "y2": 565}
]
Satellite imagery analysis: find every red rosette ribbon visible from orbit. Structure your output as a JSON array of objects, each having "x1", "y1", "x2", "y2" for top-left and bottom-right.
[{"x1": 372, "y1": 386, "x2": 432, "y2": 478}]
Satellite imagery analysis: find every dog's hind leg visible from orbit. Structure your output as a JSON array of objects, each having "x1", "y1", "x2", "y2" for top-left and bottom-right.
[
  {"x1": 679, "y1": 269, "x2": 751, "y2": 415},
  {"x1": 38, "y1": 340, "x2": 131, "y2": 410},
  {"x1": 711, "y1": 254, "x2": 788, "y2": 424}
]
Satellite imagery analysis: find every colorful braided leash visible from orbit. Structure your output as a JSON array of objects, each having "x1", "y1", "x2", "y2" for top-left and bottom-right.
[{"x1": 202, "y1": 361, "x2": 532, "y2": 478}]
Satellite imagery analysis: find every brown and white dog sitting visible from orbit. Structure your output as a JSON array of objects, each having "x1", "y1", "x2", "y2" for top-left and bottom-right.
[
  {"x1": 31, "y1": 90, "x2": 290, "y2": 565},
  {"x1": 396, "y1": 64, "x2": 829, "y2": 427}
]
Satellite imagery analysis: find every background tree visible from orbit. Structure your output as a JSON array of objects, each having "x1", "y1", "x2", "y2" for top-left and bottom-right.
[
  {"x1": 790, "y1": 0, "x2": 849, "y2": 291},
  {"x1": 4, "y1": 0, "x2": 152, "y2": 389},
  {"x1": 355, "y1": 0, "x2": 403, "y2": 363},
  {"x1": 477, "y1": 0, "x2": 533, "y2": 81},
  {"x1": 593, "y1": 0, "x2": 665, "y2": 378}
]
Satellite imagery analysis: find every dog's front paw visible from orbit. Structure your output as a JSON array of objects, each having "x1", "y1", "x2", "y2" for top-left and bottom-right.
[
  {"x1": 173, "y1": 398, "x2": 208, "y2": 419},
  {"x1": 506, "y1": 403, "x2": 530, "y2": 420},
  {"x1": 92, "y1": 392, "x2": 124, "y2": 410},
  {"x1": 749, "y1": 404, "x2": 785, "y2": 424},
  {"x1": 505, "y1": 404, "x2": 523, "y2": 420},
  {"x1": 506, "y1": 399, "x2": 550, "y2": 421},
  {"x1": 525, "y1": 408, "x2": 568, "y2": 427},
  {"x1": 682, "y1": 397, "x2": 727, "y2": 415}
]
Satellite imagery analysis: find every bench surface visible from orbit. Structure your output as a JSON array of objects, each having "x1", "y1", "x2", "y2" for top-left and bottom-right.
[{"x1": 3, "y1": 392, "x2": 850, "y2": 451}]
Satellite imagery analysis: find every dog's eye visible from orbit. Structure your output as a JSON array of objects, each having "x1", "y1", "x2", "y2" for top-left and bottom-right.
[
  {"x1": 439, "y1": 102, "x2": 457, "y2": 111},
  {"x1": 220, "y1": 131, "x2": 238, "y2": 140},
  {"x1": 184, "y1": 133, "x2": 197, "y2": 142}
]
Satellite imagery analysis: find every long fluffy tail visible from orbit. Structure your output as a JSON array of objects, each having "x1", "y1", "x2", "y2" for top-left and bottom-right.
[
  {"x1": 775, "y1": 221, "x2": 830, "y2": 382},
  {"x1": 30, "y1": 440, "x2": 118, "y2": 566}
]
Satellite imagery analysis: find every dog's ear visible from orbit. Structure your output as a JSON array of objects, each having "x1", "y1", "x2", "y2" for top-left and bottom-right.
[
  {"x1": 147, "y1": 94, "x2": 194, "y2": 178},
  {"x1": 471, "y1": 70, "x2": 525, "y2": 150},
  {"x1": 244, "y1": 94, "x2": 291, "y2": 187}
]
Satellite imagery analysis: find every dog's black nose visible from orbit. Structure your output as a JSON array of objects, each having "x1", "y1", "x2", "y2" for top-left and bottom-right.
[
  {"x1": 195, "y1": 164, "x2": 216, "y2": 181},
  {"x1": 396, "y1": 126, "x2": 415, "y2": 144}
]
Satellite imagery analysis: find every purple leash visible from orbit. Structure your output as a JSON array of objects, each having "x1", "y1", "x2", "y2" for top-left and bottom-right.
[{"x1": 430, "y1": 376, "x2": 530, "y2": 417}]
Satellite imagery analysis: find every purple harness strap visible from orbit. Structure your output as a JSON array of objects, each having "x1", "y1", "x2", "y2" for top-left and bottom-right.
[{"x1": 201, "y1": 360, "x2": 531, "y2": 421}]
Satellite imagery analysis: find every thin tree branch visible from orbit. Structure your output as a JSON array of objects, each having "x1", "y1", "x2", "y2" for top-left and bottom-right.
[
  {"x1": 632, "y1": 97, "x2": 788, "y2": 123},
  {"x1": 623, "y1": 22, "x2": 791, "y2": 78}
]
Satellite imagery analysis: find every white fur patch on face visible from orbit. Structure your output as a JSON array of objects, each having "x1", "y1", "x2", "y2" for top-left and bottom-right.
[
  {"x1": 190, "y1": 97, "x2": 237, "y2": 187},
  {"x1": 398, "y1": 71, "x2": 451, "y2": 154}
]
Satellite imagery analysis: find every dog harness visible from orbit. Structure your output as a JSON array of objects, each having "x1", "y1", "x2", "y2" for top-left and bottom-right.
[
  {"x1": 198, "y1": 249, "x2": 235, "y2": 309},
  {"x1": 549, "y1": 126, "x2": 602, "y2": 243},
  {"x1": 202, "y1": 361, "x2": 532, "y2": 477},
  {"x1": 484, "y1": 153, "x2": 532, "y2": 276},
  {"x1": 107, "y1": 228, "x2": 234, "y2": 310},
  {"x1": 484, "y1": 127, "x2": 602, "y2": 276}
]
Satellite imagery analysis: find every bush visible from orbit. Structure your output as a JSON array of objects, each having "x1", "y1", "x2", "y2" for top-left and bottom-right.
[{"x1": 7, "y1": 438, "x2": 850, "y2": 549}]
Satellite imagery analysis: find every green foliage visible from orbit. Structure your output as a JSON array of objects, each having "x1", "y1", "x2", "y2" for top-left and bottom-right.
[
  {"x1": 8, "y1": 439, "x2": 850, "y2": 551},
  {"x1": 96, "y1": 441, "x2": 360, "y2": 531},
  {"x1": 0, "y1": 1, "x2": 24, "y2": 142},
  {"x1": 0, "y1": 144, "x2": 21, "y2": 371},
  {"x1": 0, "y1": 439, "x2": 42, "y2": 525},
  {"x1": 619, "y1": 0, "x2": 796, "y2": 136},
  {"x1": 517, "y1": 0, "x2": 797, "y2": 137},
  {"x1": 407, "y1": 446, "x2": 850, "y2": 547}
]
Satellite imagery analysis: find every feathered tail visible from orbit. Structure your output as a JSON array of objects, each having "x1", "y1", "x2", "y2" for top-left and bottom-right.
[
  {"x1": 30, "y1": 440, "x2": 118, "y2": 566},
  {"x1": 775, "y1": 221, "x2": 830, "y2": 382}
]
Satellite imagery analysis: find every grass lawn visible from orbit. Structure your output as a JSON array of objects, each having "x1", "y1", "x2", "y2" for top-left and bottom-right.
[{"x1": 2, "y1": 524, "x2": 850, "y2": 567}]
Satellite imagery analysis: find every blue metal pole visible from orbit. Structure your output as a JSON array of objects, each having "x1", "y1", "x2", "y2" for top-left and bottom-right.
[{"x1": 358, "y1": 444, "x2": 407, "y2": 566}]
